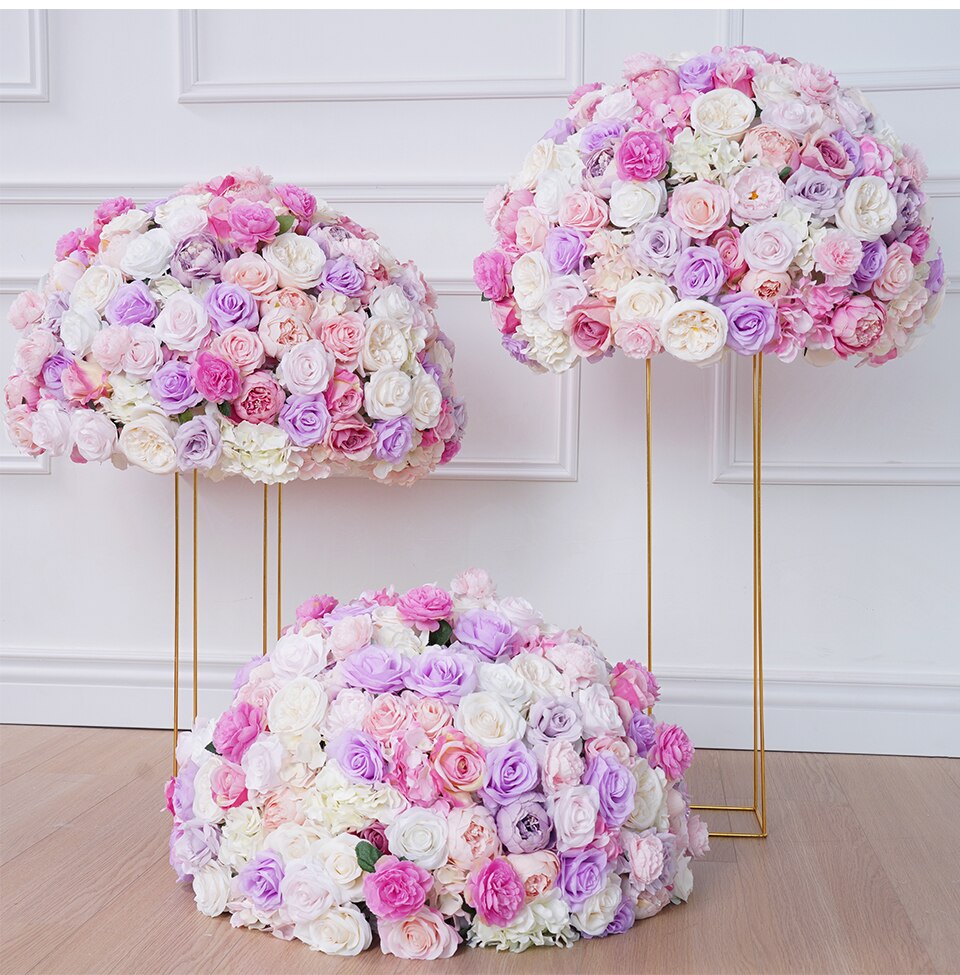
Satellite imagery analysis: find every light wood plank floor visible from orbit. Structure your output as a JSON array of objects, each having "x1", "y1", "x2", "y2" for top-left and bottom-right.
[{"x1": 1, "y1": 726, "x2": 957, "y2": 975}]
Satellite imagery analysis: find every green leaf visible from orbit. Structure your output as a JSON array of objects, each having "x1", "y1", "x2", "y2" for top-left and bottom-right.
[
  {"x1": 428, "y1": 619, "x2": 454, "y2": 647},
  {"x1": 204, "y1": 741, "x2": 218, "y2": 754},
  {"x1": 480, "y1": 294, "x2": 490, "y2": 302},
  {"x1": 277, "y1": 213, "x2": 297, "y2": 235},
  {"x1": 217, "y1": 401, "x2": 232, "y2": 416},
  {"x1": 356, "y1": 840, "x2": 383, "y2": 873},
  {"x1": 778, "y1": 166, "x2": 793, "y2": 181}
]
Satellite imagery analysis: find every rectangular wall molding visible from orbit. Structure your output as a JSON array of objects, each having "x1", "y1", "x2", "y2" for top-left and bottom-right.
[{"x1": 0, "y1": 10, "x2": 48, "y2": 103}]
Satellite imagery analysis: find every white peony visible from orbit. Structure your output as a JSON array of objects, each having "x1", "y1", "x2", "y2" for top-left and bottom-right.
[
  {"x1": 659, "y1": 299, "x2": 728, "y2": 365},
  {"x1": 267, "y1": 676, "x2": 328, "y2": 734},
  {"x1": 511, "y1": 251, "x2": 551, "y2": 311},
  {"x1": 263, "y1": 233, "x2": 325, "y2": 290},
  {"x1": 192, "y1": 862, "x2": 232, "y2": 917},
  {"x1": 454, "y1": 691, "x2": 526, "y2": 748},
  {"x1": 361, "y1": 318, "x2": 410, "y2": 372},
  {"x1": 118, "y1": 413, "x2": 178, "y2": 474},
  {"x1": 384, "y1": 807, "x2": 448, "y2": 869},
  {"x1": 836, "y1": 176, "x2": 898, "y2": 242},
  {"x1": 690, "y1": 88, "x2": 757, "y2": 141}
]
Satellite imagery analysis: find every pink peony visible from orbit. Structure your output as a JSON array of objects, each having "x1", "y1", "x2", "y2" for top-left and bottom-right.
[
  {"x1": 233, "y1": 371, "x2": 285, "y2": 424},
  {"x1": 610, "y1": 660, "x2": 660, "y2": 712},
  {"x1": 648, "y1": 723, "x2": 694, "y2": 780},
  {"x1": 831, "y1": 295, "x2": 886, "y2": 358},
  {"x1": 466, "y1": 857, "x2": 526, "y2": 927},
  {"x1": 616, "y1": 130, "x2": 668, "y2": 182},
  {"x1": 363, "y1": 855, "x2": 433, "y2": 921},
  {"x1": 397, "y1": 585, "x2": 453, "y2": 633},
  {"x1": 212, "y1": 701, "x2": 265, "y2": 763},
  {"x1": 473, "y1": 250, "x2": 512, "y2": 302},
  {"x1": 193, "y1": 350, "x2": 241, "y2": 403}
]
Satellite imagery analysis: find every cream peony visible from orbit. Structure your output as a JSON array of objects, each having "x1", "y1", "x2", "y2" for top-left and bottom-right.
[
  {"x1": 267, "y1": 676, "x2": 328, "y2": 734},
  {"x1": 836, "y1": 176, "x2": 898, "y2": 242},
  {"x1": 659, "y1": 299, "x2": 728, "y2": 365},
  {"x1": 263, "y1": 233, "x2": 325, "y2": 290},
  {"x1": 361, "y1": 318, "x2": 411, "y2": 372},
  {"x1": 118, "y1": 413, "x2": 178, "y2": 474}
]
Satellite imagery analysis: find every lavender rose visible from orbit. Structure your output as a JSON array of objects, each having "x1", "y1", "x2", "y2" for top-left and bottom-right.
[
  {"x1": 278, "y1": 393, "x2": 330, "y2": 447},
  {"x1": 321, "y1": 256, "x2": 365, "y2": 297},
  {"x1": 626, "y1": 711, "x2": 656, "y2": 756},
  {"x1": 235, "y1": 852, "x2": 284, "y2": 912},
  {"x1": 629, "y1": 217, "x2": 689, "y2": 275},
  {"x1": 482, "y1": 740, "x2": 540, "y2": 807},
  {"x1": 405, "y1": 650, "x2": 477, "y2": 702},
  {"x1": 543, "y1": 228, "x2": 586, "y2": 276},
  {"x1": 204, "y1": 282, "x2": 258, "y2": 333},
  {"x1": 340, "y1": 644, "x2": 409, "y2": 694},
  {"x1": 718, "y1": 293, "x2": 777, "y2": 355},
  {"x1": 786, "y1": 166, "x2": 845, "y2": 218},
  {"x1": 374, "y1": 416, "x2": 414, "y2": 463},
  {"x1": 558, "y1": 847, "x2": 609, "y2": 910},
  {"x1": 496, "y1": 793, "x2": 553, "y2": 853},
  {"x1": 104, "y1": 281, "x2": 157, "y2": 326},
  {"x1": 453, "y1": 609, "x2": 516, "y2": 661},
  {"x1": 927, "y1": 251, "x2": 945, "y2": 296},
  {"x1": 582, "y1": 754, "x2": 637, "y2": 828},
  {"x1": 329, "y1": 730, "x2": 386, "y2": 783},
  {"x1": 678, "y1": 54, "x2": 718, "y2": 93},
  {"x1": 41, "y1": 350, "x2": 73, "y2": 398},
  {"x1": 175, "y1": 415, "x2": 223, "y2": 471},
  {"x1": 170, "y1": 233, "x2": 234, "y2": 287},
  {"x1": 580, "y1": 120, "x2": 626, "y2": 154},
  {"x1": 673, "y1": 245, "x2": 726, "y2": 299},
  {"x1": 852, "y1": 239, "x2": 887, "y2": 293},
  {"x1": 150, "y1": 360, "x2": 203, "y2": 415},
  {"x1": 526, "y1": 696, "x2": 583, "y2": 748},
  {"x1": 543, "y1": 117, "x2": 576, "y2": 144}
]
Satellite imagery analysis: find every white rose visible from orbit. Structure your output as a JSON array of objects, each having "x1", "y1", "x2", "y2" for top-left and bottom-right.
[
  {"x1": 266, "y1": 823, "x2": 328, "y2": 863},
  {"x1": 121, "y1": 228, "x2": 175, "y2": 280},
  {"x1": 751, "y1": 63, "x2": 799, "y2": 108},
  {"x1": 370, "y1": 285, "x2": 414, "y2": 324},
  {"x1": 153, "y1": 291, "x2": 210, "y2": 352},
  {"x1": 659, "y1": 298, "x2": 728, "y2": 365},
  {"x1": 267, "y1": 676, "x2": 328, "y2": 734},
  {"x1": 59, "y1": 305, "x2": 102, "y2": 355},
  {"x1": 510, "y1": 653, "x2": 565, "y2": 699},
  {"x1": 543, "y1": 276, "x2": 588, "y2": 330},
  {"x1": 514, "y1": 140, "x2": 563, "y2": 190},
  {"x1": 323, "y1": 687, "x2": 372, "y2": 738},
  {"x1": 118, "y1": 413, "x2": 178, "y2": 474},
  {"x1": 533, "y1": 170, "x2": 574, "y2": 220},
  {"x1": 294, "y1": 905, "x2": 372, "y2": 956},
  {"x1": 314, "y1": 833, "x2": 365, "y2": 901},
  {"x1": 672, "y1": 855, "x2": 694, "y2": 903},
  {"x1": 153, "y1": 195, "x2": 211, "y2": 242},
  {"x1": 71, "y1": 411, "x2": 118, "y2": 463},
  {"x1": 70, "y1": 265, "x2": 123, "y2": 313},
  {"x1": 596, "y1": 86, "x2": 639, "y2": 121},
  {"x1": 549, "y1": 785, "x2": 600, "y2": 851},
  {"x1": 219, "y1": 805, "x2": 264, "y2": 869},
  {"x1": 363, "y1": 367, "x2": 413, "y2": 421},
  {"x1": 192, "y1": 862, "x2": 232, "y2": 917},
  {"x1": 30, "y1": 400, "x2": 72, "y2": 456},
  {"x1": 498, "y1": 596, "x2": 543, "y2": 630},
  {"x1": 627, "y1": 759, "x2": 668, "y2": 831},
  {"x1": 410, "y1": 370, "x2": 442, "y2": 430},
  {"x1": 740, "y1": 218, "x2": 800, "y2": 273},
  {"x1": 191, "y1": 756, "x2": 224, "y2": 824},
  {"x1": 271, "y1": 633, "x2": 328, "y2": 679},
  {"x1": 101, "y1": 208, "x2": 150, "y2": 239},
  {"x1": 263, "y1": 233, "x2": 325, "y2": 290},
  {"x1": 690, "y1": 88, "x2": 757, "y2": 141},
  {"x1": 573, "y1": 873, "x2": 622, "y2": 936},
  {"x1": 517, "y1": 313, "x2": 577, "y2": 373},
  {"x1": 278, "y1": 339, "x2": 334, "y2": 395},
  {"x1": 511, "y1": 252, "x2": 551, "y2": 312},
  {"x1": 609, "y1": 180, "x2": 666, "y2": 228},
  {"x1": 454, "y1": 691, "x2": 526, "y2": 749},
  {"x1": 614, "y1": 277, "x2": 677, "y2": 325},
  {"x1": 760, "y1": 99, "x2": 824, "y2": 139},
  {"x1": 280, "y1": 857, "x2": 337, "y2": 923},
  {"x1": 240, "y1": 735, "x2": 284, "y2": 793},
  {"x1": 385, "y1": 808, "x2": 448, "y2": 869},
  {"x1": 361, "y1": 318, "x2": 410, "y2": 372},
  {"x1": 577, "y1": 684, "x2": 625, "y2": 738},
  {"x1": 836, "y1": 176, "x2": 898, "y2": 242},
  {"x1": 120, "y1": 324, "x2": 164, "y2": 381},
  {"x1": 476, "y1": 662, "x2": 533, "y2": 714}
]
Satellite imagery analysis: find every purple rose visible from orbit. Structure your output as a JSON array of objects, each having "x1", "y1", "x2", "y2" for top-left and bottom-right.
[
  {"x1": 340, "y1": 644, "x2": 409, "y2": 693},
  {"x1": 890, "y1": 181, "x2": 925, "y2": 239},
  {"x1": 321, "y1": 256, "x2": 365, "y2": 297},
  {"x1": 405, "y1": 650, "x2": 477, "y2": 701},
  {"x1": 278, "y1": 393, "x2": 330, "y2": 447},
  {"x1": 626, "y1": 712, "x2": 656, "y2": 756},
  {"x1": 330, "y1": 730, "x2": 385, "y2": 783},
  {"x1": 453, "y1": 610, "x2": 516, "y2": 661},
  {"x1": 150, "y1": 360, "x2": 203, "y2": 415},
  {"x1": 171, "y1": 761, "x2": 198, "y2": 821},
  {"x1": 580, "y1": 120, "x2": 626, "y2": 154},
  {"x1": 482, "y1": 741, "x2": 540, "y2": 808},
  {"x1": 497, "y1": 793, "x2": 553, "y2": 853},
  {"x1": 927, "y1": 251, "x2": 945, "y2": 296},
  {"x1": 543, "y1": 117, "x2": 576, "y2": 144},
  {"x1": 204, "y1": 282, "x2": 259, "y2": 333},
  {"x1": 105, "y1": 282, "x2": 157, "y2": 326},
  {"x1": 582, "y1": 754, "x2": 637, "y2": 828},
  {"x1": 526, "y1": 697, "x2": 582, "y2": 747},
  {"x1": 678, "y1": 54, "x2": 718, "y2": 93},
  {"x1": 374, "y1": 415, "x2": 414, "y2": 463},
  {"x1": 543, "y1": 228, "x2": 586, "y2": 276},
  {"x1": 236, "y1": 852, "x2": 284, "y2": 912},
  {"x1": 44, "y1": 292, "x2": 69, "y2": 329},
  {"x1": 169, "y1": 819, "x2": 220, "y2": 882},
  {"x1": 673, "y1": 245, "x2": 726, "y2": 299},
  {"x1": 833, "y1": 129, "x2": 862, "y2": 175},
  {"x1": 852, "y1": 239, "x2": 888, "y2": 293},
  {"x1": 629, "y1": 218, "x2": 689, "y2": 275},
  {"x1": 786, "y1": 166, "x2": 845, "y2": 218},
  {"x1": 558, "y1": 847, "x2": 609, "y2": 910},
  {"x1": 586, "y1": 893, "x2": 635, "y2": 939},
  {"x1": 170, "y1": 233, "x2": 234, "y2": 286},
  {"x1": 40, "y1": 349, "x2": 73, "y2": 398},
  {"x1": 502, "y1": 333, "x2": 533, "y2": 366},
  {"x1": 720, "y1": 294, "x2": 777, "y2": 356},
  {"x1": 232, "y1": 654, "x2": 262, "y2": 691},
  {"x1": 175, "y1": 414, "x2": 222, "y2": 471}
]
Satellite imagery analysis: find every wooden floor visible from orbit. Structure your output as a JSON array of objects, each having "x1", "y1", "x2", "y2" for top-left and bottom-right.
[{"x1": 1, "y1": 727, "x2": 957, "y2": 975}]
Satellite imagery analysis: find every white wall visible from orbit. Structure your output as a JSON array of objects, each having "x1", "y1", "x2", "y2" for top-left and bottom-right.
[{"x1": 1, "y1": 9, "x2": 958, "y2": 755}]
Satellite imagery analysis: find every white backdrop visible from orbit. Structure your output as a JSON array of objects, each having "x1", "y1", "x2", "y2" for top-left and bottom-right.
[{"x1": 1, "y1": 9, "x2": 958, "y2": 755}]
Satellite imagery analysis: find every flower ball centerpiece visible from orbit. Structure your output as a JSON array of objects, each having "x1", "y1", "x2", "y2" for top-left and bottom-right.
[
  {"x1": 474, "y1": 48, "x2": 945, "y2": 373},
  {"x1": 167, "y1": 570, "x2": 707, "y2": 959},
  {"x1": 5, "y1": 168, "x2": 465, "y2": 485}
]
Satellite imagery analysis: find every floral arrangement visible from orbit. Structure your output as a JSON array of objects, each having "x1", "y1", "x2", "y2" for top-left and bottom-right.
[
  {"x1": 167, "y1": 569, "x2": 706, "y2": 959},
  {"x1": 474, "y1": 48, "x2": 945, "y2": 373},
  {"x1": 5, "y1": 169, "x2": 465, "y2": 485}
]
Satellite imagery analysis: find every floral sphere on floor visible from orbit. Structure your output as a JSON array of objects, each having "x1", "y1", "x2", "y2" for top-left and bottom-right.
[
  {"x1": 475, "y1": 48, "x2": 944, "y2": 373},
  {"x1": 167, "y1": 570, "x2": 707, "y2": 959},
  {"x1": 5, "y1": 168, "x2": 465, "y2": 485}
]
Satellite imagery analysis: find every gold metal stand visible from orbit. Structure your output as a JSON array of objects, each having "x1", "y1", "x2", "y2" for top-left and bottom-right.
[
  {"x1": 647, "y1": 354, "x2": 768, "y2": 839},
  {"x1": 172, "y1": 478, "x2": 284, "y2": 775}
]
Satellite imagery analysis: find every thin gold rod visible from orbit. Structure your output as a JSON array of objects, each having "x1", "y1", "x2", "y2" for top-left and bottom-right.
[
  {"x1": 708, "y1": 830, "x2": 765, "y2": 839},
  {"x1": 262, "y1": 483, "x2": 269, "y2": 656},
  {"x1": 276, "y1": 483, "x2": 283, "y2": 641},
  {"x1": 756, "y1": 353, "x2": 767, "y2": 836},
  {"x1": 753, "y1": 355, "x2": 760, "y2": 813},
  {"x1": 693, "y1": 804, "x2": 755, "y2": 812},
  {"x1": 192, "y1": 470, "x2": 199, "y2": 724},
  {"x1": 173, "y1": 473, "x2": 180, "y2": 777},
  {"x1": 645, "y1": 357, "x2": 653, "y2": 690}
]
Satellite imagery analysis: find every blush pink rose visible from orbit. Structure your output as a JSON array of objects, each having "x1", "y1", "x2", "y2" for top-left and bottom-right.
[
  {"x1": 466, "y1": 858, "x2": 526, "y2": 927},
  {"x1": 212, "y1": 701, "x2": 265, "y2": 763},
  {"x1": 210, "y1": 761, "x2": 248, "y2": 809},
  {"x1": 495, "y1": 190, "x2": 535, "y2": 242},
  {"x1": 7, "y1": 290, "x2": 44, "y2": 331},
  {"x1": 713, "y1": 60, "x2": 755, "y2": 96},
  {"x1": 490, "y1": 299, "x2": 520, "y2": 336},
  {"x1": 741, "y1": 125, "x2": 800, "y2": 172},
  {"x1": 558, "y1": 191, "x2": 609, "y2": 235},
  {"x1": 221, "y1": 252, "x2": 279, "y2": 298},
  {"x1": 430, "y1": 732, "x2": 486, "y2": 802},
  {"x1": 397, "y1": 585, "x2": 453, "y2": 633},
  {"x1": 61, "y1": 360, "x2": 108, "y2": 404},
  {"x1": 648, "y1": 723, "x2": 694, "y2": 780},
  {"x1": 365, "y1": 693, "x2": 415, "y2": 741},
  {"x1": 324, "y1": 367, "x2": 363, "y2": 420},
  {"x1": 377, "y1": 908, "x2": 460, "y2": 960},
  {"x1": 363, "y1": 855, "x2": 433, "y2": 921},
  {"x1": 515, "y1": 208, "x2": 550, "y2": 253},
  {"x1": 415, "y1": 698, "x2": 453, "y2": 741},
  {"x1": 211, "y1": 326, "x2": 266, "y2": 376},
  {"x1": 584, "y1": 735, "x2": 632, "y2": 766},
  {"x1": 569, "y1": 299, "x2": 613, "y2": 358},
  {"x1": 318, "y1": 313, "x2": 365, "y2": 366},
  {"x1": 508, "y1": 851, "x2": 560, "y2": 901},
  {"x1": 193, "y1": 350, "x2": 242, "y2": 403},
  {"x1": 233, "y1": 371, "x2": 285, "y2": 424},
  {"x1": 4, "y1": 405, "x2": 40, "y2": 455},
  {"x1": 13, "y1": 328, "x2": 57, "y2": 377},
  {"x1": 873, "y1": 242, "x2": 915, "y2": 301},
  {"x1": 91, "y1": 326, "x2": 132, "y2": 372},
  {"x1": 262, "y1": 788, "x2": 303, "y2": 830},
  {"x1": 614, "y1": 318, "x2": 662, "y2": 359},
  {"x1": 668, "y1": 180, "x2": 730, "y2": 239},
  {"x1": 328, "y1": 416, "x2": 376, "y2": 460},
  {"x1": 830, "y1": 295, "x2": 886, "y2": 358},
  {"x1": 710, "y1": 227, "x2": 747, "y2": 282}
]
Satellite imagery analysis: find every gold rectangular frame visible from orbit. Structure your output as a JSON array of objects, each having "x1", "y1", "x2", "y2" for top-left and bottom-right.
[
  {"x1": 171, "y1": 478, "x2": 284, "y2": 775},
  {"x1": 645, "y1": 354, "x2": 767, "y2": 839}
]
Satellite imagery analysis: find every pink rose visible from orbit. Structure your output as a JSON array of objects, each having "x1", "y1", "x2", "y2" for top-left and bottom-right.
[
  {"x1": 710, "y1": 227, "x2": 747, "y2": 282},
  {"x1": 13, "y1": 328, "x2": 57, "y2": 377},
  {"x1": 495, "y1": 190, "x2": 535, "y2": 242},
  {"x1": 741, "y1": 125, "x2": 800, "y2": 172},
  {"x1": 830, "y1": 295, "x2": 886, "y2": 358},
  {"x1": 490, "y1": 299, "x2": 520, "y2": 335},
  {"x1": 668, "y1": 180, "x2": 730, "y2": 239},
  {"x1": 797, "y1": 63, "x2": 837, "y2": 102},
  {"x1": 414, "y1": 697, "x2": 453, "y2": 741},
  {"x1": 613, "y1": 318, "x2": 661, "y2": 359},
  {"x1": 193, "y1": 350, "x2": 242, "y2": 403},
  {"x1": 121, "y1": 324, "x2": 163, "y2": 380},
  {"x1": 569, "y1": 299, "x2": 613, "y2": 358},
  {"x1": 61, "y1": 360, "x2": 108, "y2": 404},
  {"x1": 740, "y1": 269, "x2": 792, "y2": 301},
  {"x1": 507, "y1": 851, "x2": 560, "y2": 901},
  {"x1": 324, "y1": 367, "x2": 363, "y2": 420},
  {"x1": 211, "y1": 326, "x2": 265, "y2": 377},
  {"x1": 515, "y1": 207, "x2": 550, "y2": 252},
  {"x1": 397, "y1": 585, "x2": 453, "y2": 633},
  {"x1": 258, "y1": 306, "x2": 313, "y2": 359},
  {"x1": 90, "y1": 326, "x2": 132, "y2": 372},
  {"x1": 800, "y1": 132, "x2": 857, "y2": 180},
  {"x1": 317, "y1": 313, "x2": 365, "y2": 366},
  {"x1": 377, "y1": 908, "x2": 459, "y2": 960},
  {"x1": 212, "y1": 701, "x2": 265, "y2": 763},
  {"x1": 873, "y1": 242, "x2": 915, "y2": 301},
  {"x1": 447, "y1": 805, "x2": 501, "y2": 869},
  {"x1": 616, "y1": 130, "x2": 668, "y2": 182},
  {"x1": 233, "y1": 371, "x2": 285, "y2": 424},
  {"x1": 903, "y1": 227, "x2": 930, "y2": 265},
  {"x1": 7, "y1": 290, "x2": 44, "y2": 331},
  {"x1": 5, "y1": 374, "x2": 40, "y2": 410},
  {"x1": 541, "y1": 738, "x2": 585, "y2": 795},
  {"x1": 4, "y1": 405, "x2": 40, "y2": 455},
  {"x1": 558, "y1": 191, "x2": 609, "y2": 235},
  {"x1": 584, "y1": 735, "x2": 632, "y2": 766},
  {"x1": 611, "y1": 660, "x2": 660, "y2": 715},
  {"x1": 365, "y1": 693, "x2": 414, "y2": 741},
  {"x1": 210, "y1": 761, "x2": 248, "y2": 809},
  {"x1": 363, "y1": 855, "x2": 433, "y2": 921},
  {"x1": 430, "y1": 731, "x2": 486, "y2": 803},
  {"x1": 648, "y1": 723, "x2": 694, "y2": 780},
  {"x1": 466, "y1": 857, "x2": 525, "y2": 927},
  {"x1": 713, "y1": 60, "x2": 755, "y2": 96},
  {"x1": 328, "y1": 416, "x2": 376, "y2": 460},
  {"x1": 221, "y1": 252, "x2": 279, "y2": 298},
  {"x1": 813, "y1": 230, "x2": 864, "y2": 285}
]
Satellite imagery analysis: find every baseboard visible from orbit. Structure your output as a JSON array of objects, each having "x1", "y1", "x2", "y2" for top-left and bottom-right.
[{"x1": 1, "y1": 647, "x2": 957, "y2": 757}]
